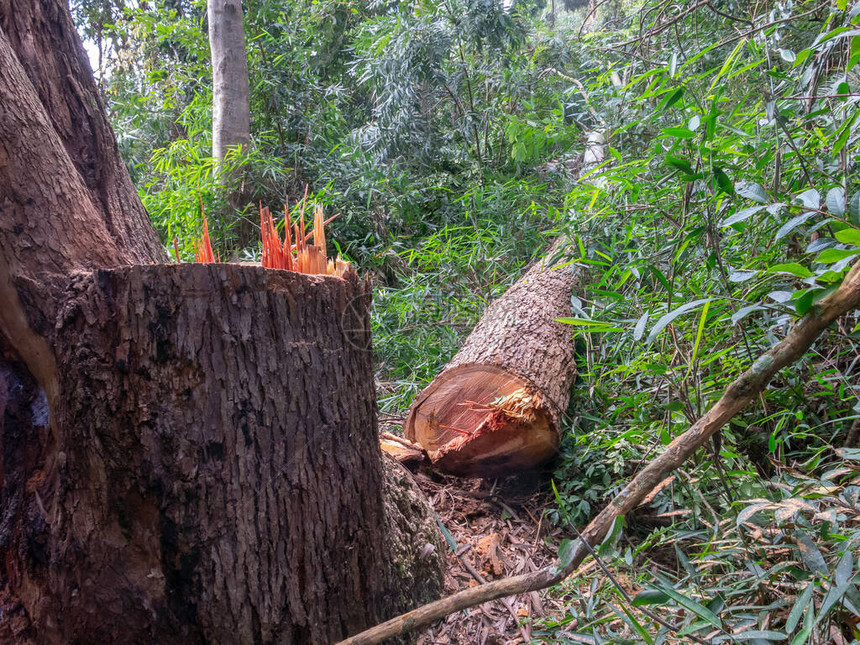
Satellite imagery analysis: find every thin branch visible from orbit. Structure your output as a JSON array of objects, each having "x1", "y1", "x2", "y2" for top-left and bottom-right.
[
  {"x1": 617, "y1": 2, "x2": 824, "y2": 48},
  {"x1": 336, "y1": 261, "x2": 860, "y2": 645},
  {"x1": 705, "y1": 1, "x2": 754, "y2": 27}
]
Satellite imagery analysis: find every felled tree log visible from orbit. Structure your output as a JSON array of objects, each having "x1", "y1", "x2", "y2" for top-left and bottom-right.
[{"x1": 404, "y1": 241, "x2": 579, "y2": 476}]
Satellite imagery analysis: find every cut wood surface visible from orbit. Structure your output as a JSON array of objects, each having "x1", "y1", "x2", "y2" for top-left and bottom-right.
[{"x1": 404, "y1": 239, "x2": 579, "y2": 476}]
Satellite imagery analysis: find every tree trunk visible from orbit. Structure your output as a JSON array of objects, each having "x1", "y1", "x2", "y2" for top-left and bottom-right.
[
  {"x1": 404, "y1": 241, "x2": 580, "y2": 476},
  {"x1": 208, "y1": 0, "x2": 251, "y2": 167},
  {"x1": 30, "y1": 264, "x2": 433, "y2": 644},
  {"x1": 0, "y1": 0, "x2": 165, "y2": 267},
  {"x1": 0, "y1": 1, "x2": 443, "y2": 641}
]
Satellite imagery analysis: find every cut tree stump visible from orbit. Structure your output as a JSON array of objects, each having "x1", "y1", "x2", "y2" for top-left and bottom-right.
[
  {"x1": 404, "y1": 241, "x2": 579, "y2": 476},
  {"x1": 2, "y1": 263, "x2": 440, "y2": 644}
]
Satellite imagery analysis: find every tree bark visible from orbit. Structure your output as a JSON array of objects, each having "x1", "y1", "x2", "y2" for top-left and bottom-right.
[
  {"x1": 13, "y1": 264, "x2": 433, "y2": 644},
  {"x1": 0, "y1": 0, "x2": 165, "y2": 266},
  {"x1": 404, "y1": 240, "x2": 579, "y2": 476},
  {"x1": 208, "y1": 0, "x2": 251, "y2": 166},
  {"x1": 0, "y1": 1, "x2": 443, "y2": 641}
]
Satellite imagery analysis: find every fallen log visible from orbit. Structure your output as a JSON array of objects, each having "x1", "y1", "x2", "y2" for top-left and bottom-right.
[
  {"x1": 403, "y1": 239, "x2": 579, "y2": 476},
  {"x1": 338, "y1": 260, "x2": 860, "y2": 645}
]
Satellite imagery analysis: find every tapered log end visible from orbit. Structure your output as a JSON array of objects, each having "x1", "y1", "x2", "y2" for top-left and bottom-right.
[{"x1": 404, "y1": 365, "x2": 559, "y2": 477}]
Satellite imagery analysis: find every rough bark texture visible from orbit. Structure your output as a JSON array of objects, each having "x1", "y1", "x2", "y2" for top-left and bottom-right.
[
  {"x1": 208, "y1": 0, "x2": 251, "y2": 165},
  {"x1": 0, "y1": 2, "x2": 166, "y2": 402},
  {"x1": 404, "y1": 241, "x2": 578, "y2": 476},
  {"x1": 2, "y1": 264, "x2": 442, "y2": 643},
  {"x1": 0, "y1": 0, "x2": 164, "y2": 266}
]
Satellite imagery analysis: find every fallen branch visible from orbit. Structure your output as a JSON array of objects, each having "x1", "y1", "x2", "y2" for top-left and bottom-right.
[{"x1": 337, "y1": 261, "x2": 860, "y2": 645}]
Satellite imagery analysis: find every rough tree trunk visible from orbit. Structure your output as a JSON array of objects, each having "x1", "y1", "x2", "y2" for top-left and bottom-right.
[
  {"x1": 404, "y1": 241, "x2": 579, "y2": 476},
  {"x1": 38, "y1": 264, "x2": 438, "y2": 643},
  {"x1": 0, "y1": 1, "x2": 443, "y2": 641}
]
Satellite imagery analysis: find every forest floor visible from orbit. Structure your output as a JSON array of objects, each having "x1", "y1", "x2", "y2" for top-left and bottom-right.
[{"x1": 410, "y1": 469, "x2": 569, "y2": 645}]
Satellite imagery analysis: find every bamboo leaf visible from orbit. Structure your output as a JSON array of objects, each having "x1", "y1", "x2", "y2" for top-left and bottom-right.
[
  {"x1": 785, "y1": 582, "x2": 814, "y2": 633},
  {"x1": 647, "y1": 299, "x2": 712, "y2": 344},
  {"x1": 654, "y1": 582, "x2": 722, "y2": 629}
]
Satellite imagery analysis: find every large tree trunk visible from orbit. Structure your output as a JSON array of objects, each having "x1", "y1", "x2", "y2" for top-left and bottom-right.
[
  {"x1": 404, "y1": 241, "x2": 580, "y2": 477},
  {"x1": 0, "y1": 1, "x2": 443, "y2": 641},
  {"x1": 39, "y1": 264, "x2": 436, "y2": 643}
]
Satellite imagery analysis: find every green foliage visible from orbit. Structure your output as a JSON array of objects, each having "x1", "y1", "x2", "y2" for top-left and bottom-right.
[{"x1": 72, "y1": 0, "x2": 860, "y2": 641}]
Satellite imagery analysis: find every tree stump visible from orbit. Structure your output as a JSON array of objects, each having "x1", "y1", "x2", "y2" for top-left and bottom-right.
[
  {"x1": 1, "y1": 4, "x2": 444, "y2": 639},
  {"x1": 0, "y1": 264, "x2": 439, "y2": 644},
  {"x1": 404, "y1": 243, "x2": 579, "y2": 476}
]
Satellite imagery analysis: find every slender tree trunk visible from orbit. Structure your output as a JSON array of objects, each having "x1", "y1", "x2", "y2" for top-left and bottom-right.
[
  {"x1": 208, "y1": 0, "x2": 251, "y2": 167},
  {"x1": 0, "y1": 1, "x2": 443, "y2": 641}
]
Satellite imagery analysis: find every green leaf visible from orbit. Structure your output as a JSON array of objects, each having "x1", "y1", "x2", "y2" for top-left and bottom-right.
[
  {"x1": 736, "y1": 182, "x2": 769, "y2": 203},
  {"x1": 785, "y1": 583, "x2": 814, "y2": 633},
  {"x1": 660, "y1": 87, "x2": 685, "y2": 109},
  {"x1": 816, "y1": 248, "x2": 860, "y2": 263},
  {"x1": 654, "y1": 582, "x2": 722, "y2": 628},
  {"x1": 647, "y1": 298, "x2": 712, "y2": 344},
  {"x1": 827, "y1": 187, "x2": 846, "y2": 216},
  {"x1": 768, "y1": 263, "x2": 813, "y2": 278},
  {"x1": 632, "y1": 589, "x2": 671, "y2": 606},
  {"x1": 796, "y1": 532, "x2": 829, "y2": 575},
  {"x1": 713, "y1": 168, "x2": 734, "y2": 195},
  {"x1": 789, "y1": 604, "x2": 814, "y2": 645},
  {"x1": 835, "y1": 447, "x2": 860, "y2": 461},
  {"x1": 633, "y1": 311, "x2": 650, "y2": 341},
  {"x1": 732, "y1": 304, "x2": 764, "y2": 325},
  {"x1": 714, "y1": 630, "x2": 787, "y2": 642},
  {"x1": 835, "y1": 550, "x2": 854, "y2": 586},
  {"x1": 665, "y1": 155, "x2": 694, "y2": 174},
  {"x1": 555, "y1": 317, "x2": 624, "y2": 332},
  {"x1": 662, "y1": 126, "x2": 696, "y2": 139},
  {"x1": 795, "y1": 290, "x2": 815, "y2": 315},
  {"x1": 721, "y1": 205, "x2": 768, "y2": 227},
  {"x1": 850, "y1": 192, "x2": 860, "y2": 225},
  {"x1": 686, "y1": 300, "x2": 710, "y2": 376},
  {"x1": 819, "y1": 575, "x2": 854, "y2": 619},
  {"x1": 835, "y1": 228, "x2": 860, "y2": 245},
  {"x1": 609, "y1": 603, "x2": 654, "y2": 645},
  {"x1": 795, "y1": 188, "x2": 821, "y2": 211},
  {"x1": 598, "y1": 516, "x2": 625, "y2": 558},
  {"x1": 776, "y1": 212, "x2": 815, "y2": 239},
  {"x1": 557, "y1": 539, "x2": 576, "y2": 569}
]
